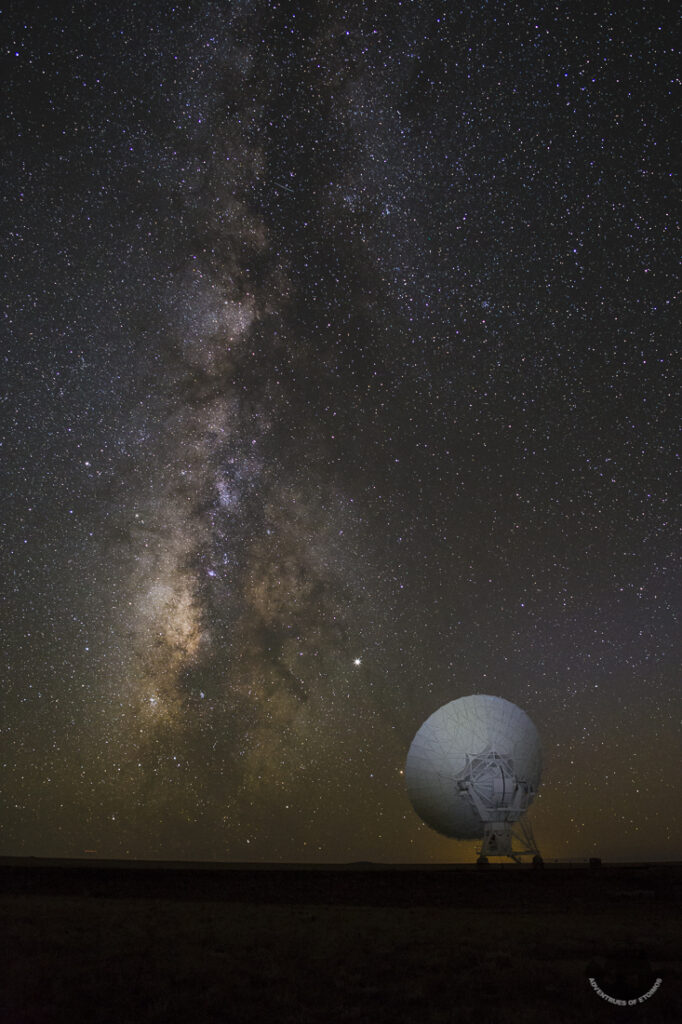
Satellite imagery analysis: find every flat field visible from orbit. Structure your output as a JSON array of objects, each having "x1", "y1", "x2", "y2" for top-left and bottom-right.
[{"x1": 0, "y1": 860, "x2": 679, "y2": 1023}]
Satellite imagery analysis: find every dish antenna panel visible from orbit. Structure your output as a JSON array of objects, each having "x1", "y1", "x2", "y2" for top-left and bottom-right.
[{"x1": 406, "y1": 695, "x2": 543, "y2": 864}]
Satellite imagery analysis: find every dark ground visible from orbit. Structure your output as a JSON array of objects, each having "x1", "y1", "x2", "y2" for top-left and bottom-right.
[{"x1": 0, "y1": 859, "x2": 680, "y2": 1023}]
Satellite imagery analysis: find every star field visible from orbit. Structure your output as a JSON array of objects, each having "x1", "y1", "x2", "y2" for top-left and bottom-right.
[{"x1": 2, "y1": 1, "x2": 679, "y2": 863}]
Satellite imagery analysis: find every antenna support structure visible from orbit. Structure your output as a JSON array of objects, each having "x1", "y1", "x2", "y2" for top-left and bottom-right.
[{"x1": 456, "y1": 750, "x2": 541, "y2": 863}]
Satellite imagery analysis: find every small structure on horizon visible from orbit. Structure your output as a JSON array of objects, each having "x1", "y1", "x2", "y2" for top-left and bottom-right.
[{"x1": 405, "y1": 694, "x2": 543, "y2": 865}]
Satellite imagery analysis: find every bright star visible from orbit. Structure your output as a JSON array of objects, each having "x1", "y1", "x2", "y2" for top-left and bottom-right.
[{"x1": 353, "y1": 658, "x2": 361, "y2": 666}]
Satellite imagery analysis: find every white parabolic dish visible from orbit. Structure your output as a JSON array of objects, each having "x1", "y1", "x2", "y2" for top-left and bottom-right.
[{"x1": 405, "y1": 694, "x2": 542, "y2": 839}]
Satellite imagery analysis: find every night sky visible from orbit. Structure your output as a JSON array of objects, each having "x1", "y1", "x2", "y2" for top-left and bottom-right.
[{"x1": 2, "y1": 2, "x2": 679, "y2": 864}]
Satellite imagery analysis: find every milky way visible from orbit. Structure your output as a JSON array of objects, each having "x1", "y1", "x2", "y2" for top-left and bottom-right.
[
  {"x1": 91, "y1": 22, "x2": 391, "y2": 854},
  {"x1": 3, "y1": 2, "x2": 679, "y2": 862}
]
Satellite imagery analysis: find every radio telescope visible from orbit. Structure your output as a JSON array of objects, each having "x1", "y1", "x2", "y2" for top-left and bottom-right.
[{"x1": 406, "y1": 695, "x2": 543, "y2": 864}]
